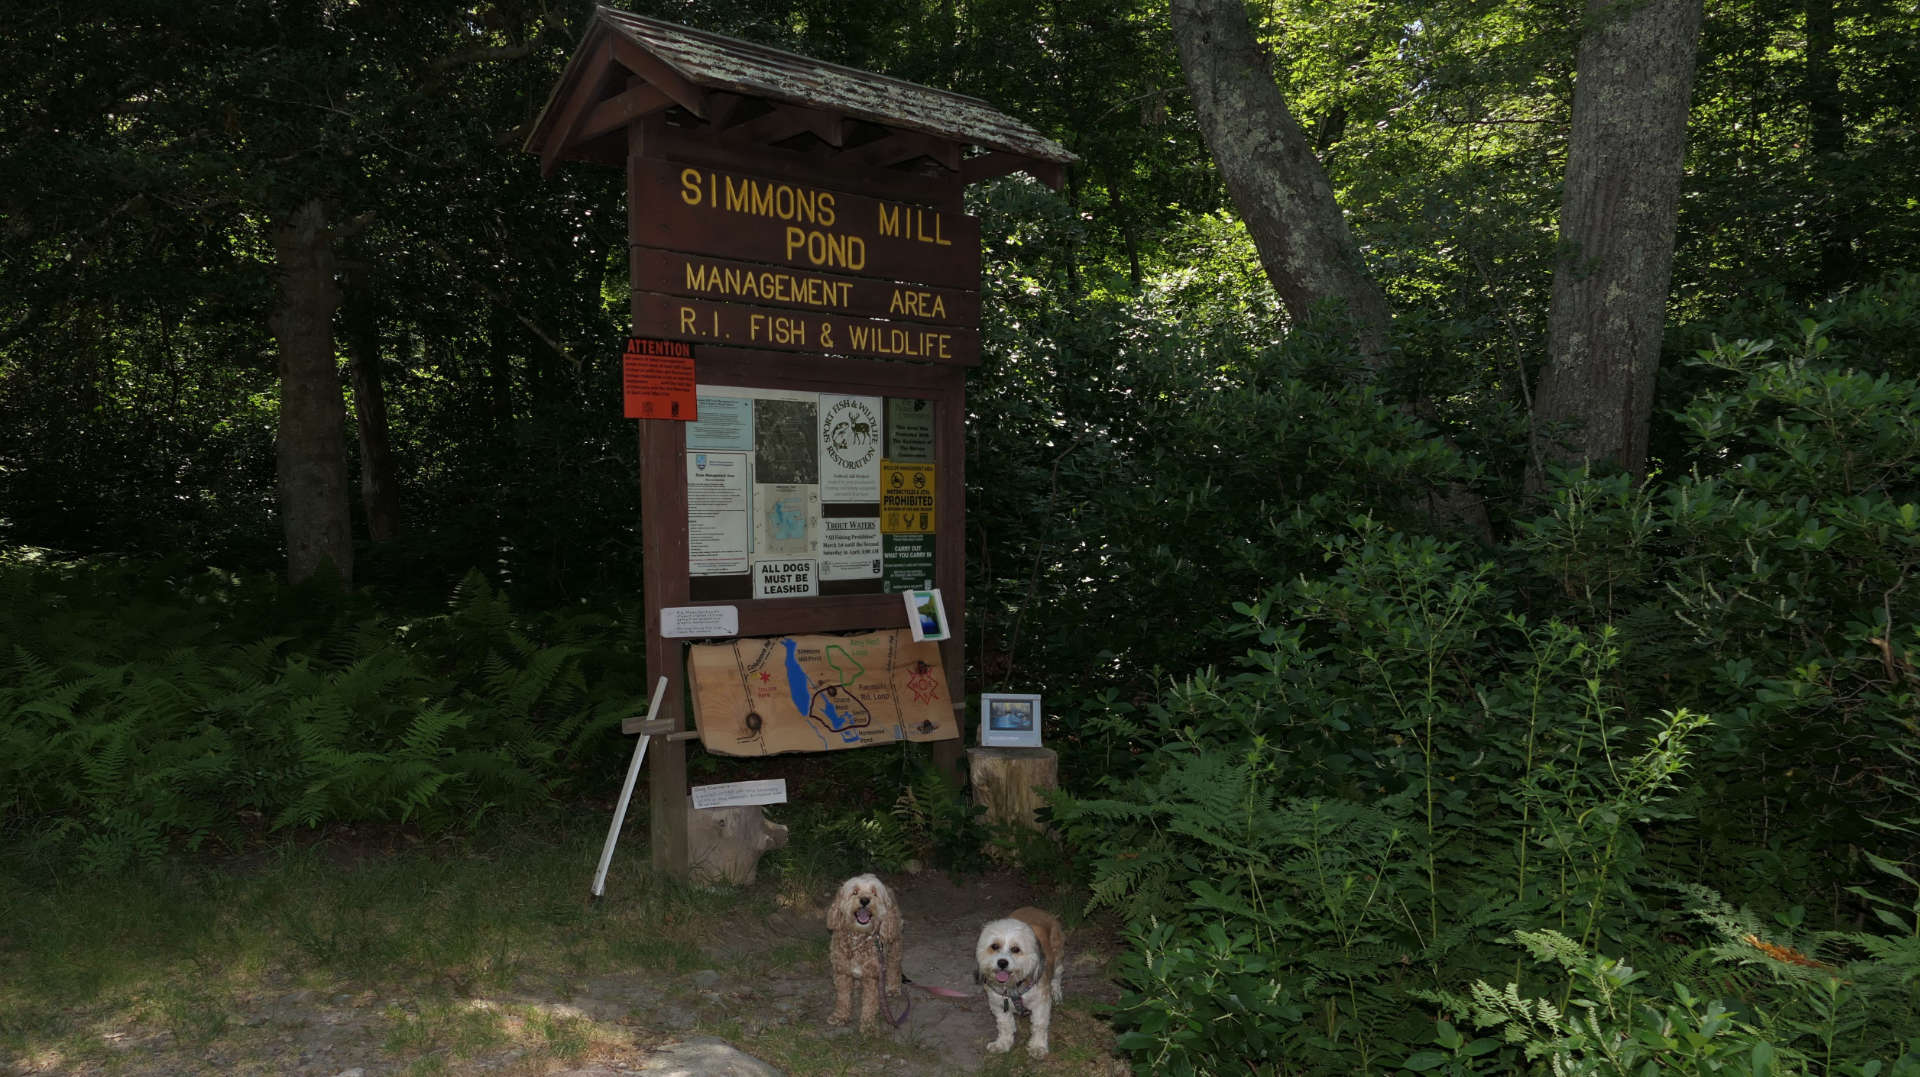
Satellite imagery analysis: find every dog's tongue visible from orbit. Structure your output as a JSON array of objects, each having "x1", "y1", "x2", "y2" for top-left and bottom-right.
[
  {"x1": 855, "y1": 908, "x2": 871, "y2": 925},
  {"x1": 994, "y1": 969, "x2": 1010, "y2": 982}
]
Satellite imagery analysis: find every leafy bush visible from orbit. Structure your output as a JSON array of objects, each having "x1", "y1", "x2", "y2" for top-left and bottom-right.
[
  {"x1": 1054, "y1": 517, "x2": 1716, "y2": 1071},
  {"x1": 1060, "y1": 323, "x2": 1920, "y2": 1074},
  {"x1": 0, "y1": 558, "x2": 642, "y2": 870},
  {"x1": 1427, "y1": 910, "x2": 1920, "y2": 1076}
]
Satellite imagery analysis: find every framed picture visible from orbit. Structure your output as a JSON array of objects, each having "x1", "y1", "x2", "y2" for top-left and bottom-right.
[
  {"x1": 904, "y1": 588, "x2": 950, "y2": 642},
  {"x1": 979, "y1": 693, "x2": 1043, "y2": 748}
]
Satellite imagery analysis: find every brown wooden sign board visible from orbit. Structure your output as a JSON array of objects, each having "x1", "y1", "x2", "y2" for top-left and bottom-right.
[
  {"x1": 630, "y1": 159, "x2": 980, "y2": 289},
  {"x1": 524, "y1": 8, "x2": 1074, "y2": 880},
  {"x1": 634, "y1": 292, "x2": 980, "y2": 365},
  {"x1": 633, "y1": 248, "x2": 981, "y2": 326}
]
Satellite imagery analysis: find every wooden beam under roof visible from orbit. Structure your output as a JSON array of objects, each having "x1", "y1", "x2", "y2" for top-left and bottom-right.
[
  {"x1": 720, "y1": 102, "x2": 849, "y2": 149},
  {"x1": 539, "y1": 38, "x2": 616, "y2": 178},
  {"x1": 577, "y1": 82, "x2": 673, "y2": 142},
  {"x1": 610, "y1": 37, "x2": 707, "y2": 119},
  {"x1": 853, "y1": 130, "x2": 961, "y2": 172},
  {"x1": 960, "y1": 150, "x2": 1065, "y2": 189}
]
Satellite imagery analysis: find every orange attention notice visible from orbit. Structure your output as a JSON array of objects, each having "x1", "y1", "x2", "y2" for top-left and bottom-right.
[{"x1": 622, "y1": 337, "x2": 697, "y2": 420}]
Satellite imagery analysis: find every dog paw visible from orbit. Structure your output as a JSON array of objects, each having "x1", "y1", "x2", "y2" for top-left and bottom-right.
[
  {"x1": 986, "y1": 1039, "x2": 1013, "y2": 1054},
  {"x1": 1027, "y1": 1041, "x2": 1051, "y2": 1059},
  {"x1": 827, "y1": 1011, "x2": 849, "y2": 1027}
]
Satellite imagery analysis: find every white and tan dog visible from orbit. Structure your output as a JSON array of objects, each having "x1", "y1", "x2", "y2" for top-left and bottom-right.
[
  {"x1": 974, "y1": 906, "x2": 1066, "y2": 1058},
  {"x1": 826, "y1": 873, "x2": 903, "y2": 1031}
]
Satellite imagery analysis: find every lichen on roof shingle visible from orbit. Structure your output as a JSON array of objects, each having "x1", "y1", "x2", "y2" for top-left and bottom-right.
[{"x1": 598, "y1": 7, "x2": 1075, "y2": 165}]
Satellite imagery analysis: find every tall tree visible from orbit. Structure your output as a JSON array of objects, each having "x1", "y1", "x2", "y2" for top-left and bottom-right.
[
  {"x1": 1530, "y1": 0, "x2": 1704, "y2": 480},
  {"x1": 270, "y1": 200, "x2": 352, "y2": 584},
  {"x1": 342, "y1": 265, "x2": 401, "y2": 545},
  {"x1": 1803, "y1": 0, "x2": 1851, "y2": 292},
  {"x1": 1167, "y1": 0, "x2": 1393, "y2": 365}
]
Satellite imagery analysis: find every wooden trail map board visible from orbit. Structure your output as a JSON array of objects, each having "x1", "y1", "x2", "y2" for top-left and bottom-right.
[
  {"x1": 688, "y1": 631, "x2": 957, "y2": 756},
  {"x1": 524, "y1": 8, "x2": 1072, "y2": 878}
]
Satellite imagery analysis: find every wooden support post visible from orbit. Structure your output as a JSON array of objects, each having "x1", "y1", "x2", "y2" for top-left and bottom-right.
[
  {"x1": 632, "y1": 112, "x2": 690, "y2": 881},
  {"x1": 931, "y1": 366, "x2": 968, "y2": 788}
]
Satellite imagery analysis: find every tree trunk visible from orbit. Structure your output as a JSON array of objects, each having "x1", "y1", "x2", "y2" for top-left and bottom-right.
[
  {"x1": 485, "y1": 303, "x2": 517, "y2": 438},
  {"x1": 1804, "y1": 0, "x2": 1853, "y2": 292},
  {"x1": 966, "y1": 747, "x2": 1059, "y2": 833},
  {"x1": 269, "y1": 198, "x2": 353, "y2": 585},
  {"x1": 1168, "y1": 0, "x2": 1392, "y2": 366},
  {"x1": 342, "y1": 268, "x2": 401, "y2": 543},
  {"x1": 1532, "y1": 0, "x2": 1704, "y2": 482}
]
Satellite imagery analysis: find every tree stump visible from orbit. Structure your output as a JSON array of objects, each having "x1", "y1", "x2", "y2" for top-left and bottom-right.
[
  {"x1": 967, "y1": 747, "x2": 1059, "y2": 832},
  {"x1": 685, "y1": 798, "x2": 789, "y2": 887}
]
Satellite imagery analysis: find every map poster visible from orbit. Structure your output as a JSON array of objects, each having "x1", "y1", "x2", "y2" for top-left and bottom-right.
[
  {"x1": 754, "y1": 395, "x2": 820, "y2": 485},
  {"x1": 885, "y1": 397, "x2": 935, "y2": 463},
  {"x1": 686, "y1": 451, "x2": 750, "y2": 575},
  {"x1": 818, "y1": 395, "x2": 882, "y2": 502},
  {"x1": 882, "y1": 533, "x2": 935, "y2": 592},
  {"x1": 819, "y1": 517, "x2": 882, "y2": 581},
  {"x1": 687, "y1": 630, "x2": 957, "y2": 755},
  {"x1": 753, "y1": 482, "x2": 818, "y2": 557},
  {"x1": 753, "y1": 558, "x2": 817, "y2": 599},
  {"x1": 688, "y1": 393, "x2": 753, "y2": 450}
]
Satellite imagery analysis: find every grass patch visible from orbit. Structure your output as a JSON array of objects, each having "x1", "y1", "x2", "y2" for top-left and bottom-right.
[
  {"x1": 0, "y1": 813, "x2": 765, "y2": 1074},
  {"x1": 1, "y1": 810, "x2": 1119, "y2": 1075}
]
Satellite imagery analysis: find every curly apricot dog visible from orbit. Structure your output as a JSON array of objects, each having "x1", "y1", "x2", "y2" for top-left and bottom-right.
[{"x1": 826, "y1": 874, "x2": 903, "y2": 1031}]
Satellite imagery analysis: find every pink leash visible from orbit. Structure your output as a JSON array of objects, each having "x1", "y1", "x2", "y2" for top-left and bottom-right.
[
  {"x1": 905, "y1": 974, "x2": 972, "y2": 999},
  {"x1": 873, "y1": 938, "x2": 973, "y2": 1027}
]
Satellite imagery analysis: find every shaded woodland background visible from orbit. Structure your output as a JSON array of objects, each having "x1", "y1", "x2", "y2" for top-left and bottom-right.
[{"x1": 3, "y1": 0, "x2": 1919, "y2": 1072}]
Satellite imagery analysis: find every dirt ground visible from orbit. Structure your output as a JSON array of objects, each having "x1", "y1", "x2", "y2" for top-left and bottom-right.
[{"x1": 10, "y1": 868, "x2": 1125, "y2": 1077}]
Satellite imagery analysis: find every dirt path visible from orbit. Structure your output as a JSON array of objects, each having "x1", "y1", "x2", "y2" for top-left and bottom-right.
[
  {"x1": 11, "y1": 869, "x2": 1124, "y2": 1077},
  {"x1": 559, "y1": 869, "x2": 1122, "y2": 1076}
]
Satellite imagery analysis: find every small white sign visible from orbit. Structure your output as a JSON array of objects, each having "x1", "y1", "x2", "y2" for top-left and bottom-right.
[
  {"x1": 819, "y1": 516, "x2": 882, "y2": 580},
  {"x1": 691, "y1": 779, "x2": 789, "y2": 810},
  {"x1": 661, "y1": 605, "x2": 739, "y2": 639},
  {"x1": 818, "y1": 394, "x2": 883, "y2": 502},
  {"x1": 754, "y1": 558, "x2": 818, "y2": 599}
]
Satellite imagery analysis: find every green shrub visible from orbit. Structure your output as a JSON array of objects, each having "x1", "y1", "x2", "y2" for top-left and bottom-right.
[
  {"x1": 1055, "y1": 517, "x2": 1718, "y2": 1072},
  {"x1": 0, "y1": 558, "x2": 641, "y2": 870}
]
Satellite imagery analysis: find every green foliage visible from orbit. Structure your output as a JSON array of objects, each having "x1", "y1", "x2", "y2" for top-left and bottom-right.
[
  {"x1": 965, "y1": 270, "x2": 1475, "y2": 706},
  {"x1": 891, "y1": 763, "x2": 991, "y2": 877},
  {"x1": 1518, "y1": 322, "x2": 1920, "y2": 907},
  {"x1": 1113, "y1": 917, "x2": 1310, "y2": 1075},
  {"x1": 1429, "y1": 912, "x2": 1920, "y2": 1077},
  {"x1": 1452, "y1": 929, "x2": 1784, "y2": 1076},
  {"x1": 1055, "y1": 516, "x2": 1724, "y2": 1072},
  {"x1": 1057, "y1": 323, "x2": 1920, "y2": 1075},
  {"x1": 0, "y1": 559, "x2": 640, "y2": 871}
]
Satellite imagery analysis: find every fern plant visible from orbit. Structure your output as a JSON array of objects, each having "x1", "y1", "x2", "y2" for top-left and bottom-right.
[{"x1": 0, "y1": 558, "x2": 643, "y2": 868}]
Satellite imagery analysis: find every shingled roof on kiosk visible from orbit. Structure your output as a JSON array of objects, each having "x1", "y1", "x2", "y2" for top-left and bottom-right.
[{"x1": 523, "y1": 6, "x2": 1075, "y2": 187}]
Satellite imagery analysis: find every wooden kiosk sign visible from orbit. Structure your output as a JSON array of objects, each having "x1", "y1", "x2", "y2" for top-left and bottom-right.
[{"x1": 525, "y1": 8, "x2": 1073, "y2": 878}]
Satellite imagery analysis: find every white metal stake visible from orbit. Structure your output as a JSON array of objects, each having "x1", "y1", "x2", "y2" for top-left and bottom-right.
[{"x1": 590, "y1": 675, "x2": 670, "y2": 899}]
